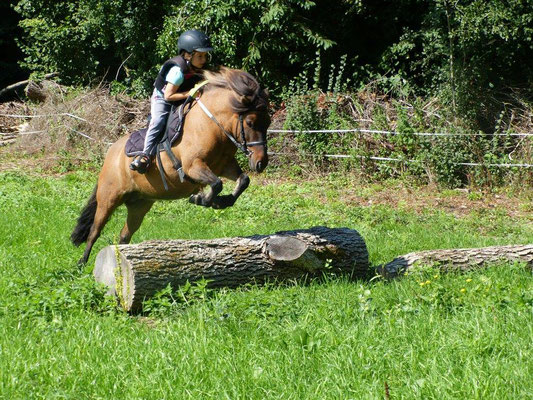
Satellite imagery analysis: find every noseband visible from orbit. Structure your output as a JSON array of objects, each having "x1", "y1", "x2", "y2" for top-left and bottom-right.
[{"x1": 196, "y1": 98, "x2": 267, "y2": 157}]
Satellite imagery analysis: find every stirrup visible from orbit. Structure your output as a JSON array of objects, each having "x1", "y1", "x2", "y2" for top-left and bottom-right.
[{"x1": 129, "y1": 154, "x2": 151, "y2": 174}]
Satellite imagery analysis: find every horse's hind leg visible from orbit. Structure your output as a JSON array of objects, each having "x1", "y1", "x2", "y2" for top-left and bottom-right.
[
  {"x1": 119, "y1": 198, "x2": 154, "y2": 244},
  {"x1": 79, "y1": 190, "x2": 123, "y2": 265}
]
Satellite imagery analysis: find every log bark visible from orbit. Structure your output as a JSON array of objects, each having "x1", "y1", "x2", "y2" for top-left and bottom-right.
[
  {"x1": 94, "y1": 226, "x2": 369, "y2": 312},
  {"x1": 24, "y1": 81, "x2": 47, "y2": 102},
  {"x1": 377, "y1": 244, "x2": 533, "y2": 278},
  {"x1": 0, "y1": 73, "x2": 58, "y2": 98}
]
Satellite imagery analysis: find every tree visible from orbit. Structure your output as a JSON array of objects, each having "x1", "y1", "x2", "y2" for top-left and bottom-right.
[
  {"x1": 156, "y1": 0, "x2": 337, "y2": 94},
  {"x1": 15, "y1": 0, "x2": 176, "y2": 92},
  {"x1": 378, "y1": 0, "x2": 533, "y2": 129}
]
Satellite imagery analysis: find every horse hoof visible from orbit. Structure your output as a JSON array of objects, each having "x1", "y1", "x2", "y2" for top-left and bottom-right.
[
  {"x1": 212, "y1": 195, "x2": 235, "y2": 209},
  {"x1": 189, "y1": 194, "x2": 200, "y2": 205}
]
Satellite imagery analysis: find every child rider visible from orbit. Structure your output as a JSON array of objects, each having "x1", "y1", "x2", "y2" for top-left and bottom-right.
[{"x1": 130, "y1": 29, "x2": 213, "y2": 173}]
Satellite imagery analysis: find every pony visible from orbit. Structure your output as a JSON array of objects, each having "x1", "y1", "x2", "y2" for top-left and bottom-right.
[{"x1": 71, "y1": 68, "x2": 270, "y2": 265}]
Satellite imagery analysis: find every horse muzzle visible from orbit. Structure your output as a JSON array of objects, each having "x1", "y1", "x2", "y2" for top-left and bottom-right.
[{"x1": 250, "y1": 154, "x2": 268, "y2": 173}]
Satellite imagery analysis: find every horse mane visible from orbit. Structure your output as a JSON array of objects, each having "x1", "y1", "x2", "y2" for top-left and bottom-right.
[{"x1": 202, "y1": 67, "x2": 269, "y2": 114}]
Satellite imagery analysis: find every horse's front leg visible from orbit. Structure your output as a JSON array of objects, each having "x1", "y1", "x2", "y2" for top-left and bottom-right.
[
  {"x1": 211, "y1": 158, "x2": 249, "y2": 210},
  {"x1": 186, "y1": 159, "x2": 223, "y2": 207}
]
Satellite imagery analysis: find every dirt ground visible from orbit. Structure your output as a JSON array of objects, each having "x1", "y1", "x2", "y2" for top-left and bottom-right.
[{"x1": 253, "y1": 174, "x2": 532, "y2": 221}]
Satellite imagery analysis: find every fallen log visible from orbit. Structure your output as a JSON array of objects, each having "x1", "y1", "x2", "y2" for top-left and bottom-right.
[
  {"x1": 94, "y1": 226, "x2": 369, "y2": 312},
  {"x1": 377, "y1": 244, "x2": 533, "y2": 278},
  {"x1": 0, "y1": 139, "x2": 16, "y2": 147},
  {"x1": 0, "y1": 73, "x2": 58, "y2": 98}
]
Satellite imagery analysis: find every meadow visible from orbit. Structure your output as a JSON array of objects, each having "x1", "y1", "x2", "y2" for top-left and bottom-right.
[{"x1": 0, "y1": 169, "x2": 532, "y2": 399}]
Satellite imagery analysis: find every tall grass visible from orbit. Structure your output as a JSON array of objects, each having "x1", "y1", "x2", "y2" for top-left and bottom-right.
[{"x1": 0, "y1": 170, "x2": 531, "y2": 399}]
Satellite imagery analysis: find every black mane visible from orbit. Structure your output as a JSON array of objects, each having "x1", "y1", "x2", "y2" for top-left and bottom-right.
[{"x1": 203, "y1": 68, "x2": 269, "y2": 114}]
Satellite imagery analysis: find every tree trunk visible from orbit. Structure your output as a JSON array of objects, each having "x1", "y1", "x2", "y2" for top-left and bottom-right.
[
  {"x1": 378, "y1": 244, "x2": 533, "y2": 278},
  {"x1": 94, "y1": 226, "x2": 369, "y2": 312}
]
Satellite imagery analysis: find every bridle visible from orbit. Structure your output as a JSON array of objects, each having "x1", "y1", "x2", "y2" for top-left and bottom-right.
[{"x1": 196, "y1": 98, "x2": 267, "y2": 157}]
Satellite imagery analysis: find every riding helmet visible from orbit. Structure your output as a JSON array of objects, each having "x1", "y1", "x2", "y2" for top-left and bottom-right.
[{"x1": 178, "y1": 30, "x2": 213, "y2": 54}]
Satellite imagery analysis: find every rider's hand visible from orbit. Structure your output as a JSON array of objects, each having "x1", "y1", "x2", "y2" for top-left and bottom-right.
[{"x1": 188, "y1": 81, "x2": 207, "y2": 98}]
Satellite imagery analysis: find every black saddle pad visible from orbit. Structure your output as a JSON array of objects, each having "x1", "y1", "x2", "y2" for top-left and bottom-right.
[{"x1": 125, "y1": 104, "x2": 184, "y2": 157}]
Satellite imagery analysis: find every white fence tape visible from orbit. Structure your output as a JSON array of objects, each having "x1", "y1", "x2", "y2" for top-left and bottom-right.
[
  {"x1": 2, "y1": 113, "x2": 531, "y2": 168},
  {"x1": 268, "y1": 152, "x2": 533, "y2": 168},
  {"x1": 267, "y1": 128, "x2": 532, "y2": 168},
  {"x1": 4, "y1": 114, "x2": 531, "y2": 137},
  {"x1": 268, "y1": 128, "x2": 533, "y2": 137}
]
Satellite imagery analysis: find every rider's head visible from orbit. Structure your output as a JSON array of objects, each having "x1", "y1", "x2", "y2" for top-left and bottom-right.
[{"x1": 178, "y1": 30, "x2": 213, "y2": 70}]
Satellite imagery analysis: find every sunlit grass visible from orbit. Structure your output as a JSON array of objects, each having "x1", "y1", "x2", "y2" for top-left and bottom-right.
[{"x1": 0, "y1": 170, "x2": 531, "y2": 399}]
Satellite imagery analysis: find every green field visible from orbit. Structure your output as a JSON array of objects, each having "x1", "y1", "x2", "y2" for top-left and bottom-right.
[{"x1": 0, "y1": 170, "x2": 532, "y2": 399}]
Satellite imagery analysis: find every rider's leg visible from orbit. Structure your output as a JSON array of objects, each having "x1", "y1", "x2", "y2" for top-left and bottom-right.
[{"x1": 130, "y1": 93, "x2": 171, "y2": 173}]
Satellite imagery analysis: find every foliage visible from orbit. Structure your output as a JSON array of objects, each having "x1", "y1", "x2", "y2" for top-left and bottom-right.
[
  {"x1": 282, "y1": 53, "x2": 355, "y2": 155},
  {"x1": 156, "y1": 0, "x2": 339, "y2": 95},
  {"x1": 279, "y1": 53, "x2": 532, "y2": 187},
  {"x1": 380, "y1": 0, "x2": 533, "y2": 129},
  {"x1": 142, "y1": 280, "x2": 212, "y2": 316},
  {"x1": 12, "y1": 0, "x2": 532, "y2": 127},
  {"x1": 14, "y1": 0, "x2": 175, "y2": 94}
]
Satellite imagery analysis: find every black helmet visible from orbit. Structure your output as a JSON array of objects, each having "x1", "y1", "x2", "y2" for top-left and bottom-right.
[{"x1": 177, "y1": 30, "x2": 213, "y2": 54}]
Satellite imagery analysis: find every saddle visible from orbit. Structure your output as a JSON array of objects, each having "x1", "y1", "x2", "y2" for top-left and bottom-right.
[{"x1": 125, "y1": 98, "x2": 194, "y2": 189}]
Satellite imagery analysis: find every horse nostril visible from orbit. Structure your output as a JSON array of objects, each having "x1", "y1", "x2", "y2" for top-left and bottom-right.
[{"x1": 256, "y1": 161, "x2": 262, "y2": 171}]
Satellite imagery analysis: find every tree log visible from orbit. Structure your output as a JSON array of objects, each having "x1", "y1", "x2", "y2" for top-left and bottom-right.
[
  {"x1": 24, "y1": 81, "x2": 47, "y2": 102},
  {"x1": 377, "y1": 244, "x2": 533, "y2": 278},
  {"x1": 94, "y1": 227, "x2": 369, "y2": 312},
  {"x1": 0, "y1": 73, "x2": 58, "y2": 98}
]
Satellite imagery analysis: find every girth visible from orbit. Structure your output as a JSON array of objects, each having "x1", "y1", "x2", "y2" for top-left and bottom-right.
[{"x1": 155, "y1": 97, "x2": 194, "y2": 191}]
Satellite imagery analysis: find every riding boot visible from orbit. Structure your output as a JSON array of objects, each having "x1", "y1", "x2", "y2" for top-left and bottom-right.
[{"x1": 129, "y1": 154, "x2": 151, "y2": 174}]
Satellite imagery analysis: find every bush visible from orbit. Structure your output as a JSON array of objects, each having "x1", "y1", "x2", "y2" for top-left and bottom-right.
[
  {"x1": 15, "y1": 0, "x2": 174, "y2": 95},
  {"x1": 275, "y1": 60, "x2": 533, "y2": 187}
]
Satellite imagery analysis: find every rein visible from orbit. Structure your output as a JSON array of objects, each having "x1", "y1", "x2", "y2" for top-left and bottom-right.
[{"x1": 196, "y1": 98, "x2": 266, "y2": 157}]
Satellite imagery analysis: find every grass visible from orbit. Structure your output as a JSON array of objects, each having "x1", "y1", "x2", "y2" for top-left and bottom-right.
[{"x1": 0, "y1": 170, "x2": 532, "y2": 399}]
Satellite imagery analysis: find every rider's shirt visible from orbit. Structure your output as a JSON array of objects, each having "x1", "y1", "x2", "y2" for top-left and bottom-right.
[{"x1": 154, "y1": 67, "x2": 185, "y2": 99}]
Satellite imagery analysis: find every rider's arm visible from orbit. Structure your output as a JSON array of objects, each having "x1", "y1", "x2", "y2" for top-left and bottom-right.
[
  {"x1": 163, "y1": 66, "x2": 189, "y2": 102},
  {"x1": 163, "y1": 83, "x2": 189, "y2": 102}
]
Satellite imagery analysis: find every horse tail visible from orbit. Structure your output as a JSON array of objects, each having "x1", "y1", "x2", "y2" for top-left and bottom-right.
[{"x1": 71, "y1": 185, "x2": 98, "y2": 246}]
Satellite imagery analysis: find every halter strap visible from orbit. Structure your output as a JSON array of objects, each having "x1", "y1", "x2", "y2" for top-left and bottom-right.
[{"x1": 196, "y1": 98, "x2": 266, "y2": 156}]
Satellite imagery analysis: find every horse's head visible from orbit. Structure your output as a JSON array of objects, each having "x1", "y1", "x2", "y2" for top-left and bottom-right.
[
  {"x1": 203, "y1": 68, "x2": 271, "y2": 173},
  {"x1": 240, "y1": 110, "x2": 270, "y2": 173}
]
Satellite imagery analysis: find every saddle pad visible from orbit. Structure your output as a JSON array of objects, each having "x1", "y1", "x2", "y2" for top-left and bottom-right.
[
  {"x1": 125, "y1": 111, "x2": 183, "y2": 157},
  {"x1": 125, "y1": 128, "x2": 148, "y2": 157}
]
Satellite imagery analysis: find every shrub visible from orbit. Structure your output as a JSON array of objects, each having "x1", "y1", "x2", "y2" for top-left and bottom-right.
[{"x1": 274, "y1": 57, "x2": 532, "y2": 187}]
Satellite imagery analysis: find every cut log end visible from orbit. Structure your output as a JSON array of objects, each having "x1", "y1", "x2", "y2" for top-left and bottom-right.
[
  {"x1": 94, "y1": 246, "x2": 135, "y2": 311},
  {"x1": 265, "y1": 236, "x2": 308, "y2": 261}
]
